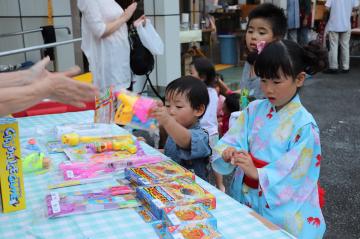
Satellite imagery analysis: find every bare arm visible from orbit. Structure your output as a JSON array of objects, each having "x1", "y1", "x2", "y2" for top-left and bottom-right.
[
  {"x1": 0, "y1": 57, "x2": 98, "y2": 116},
  {"x1": 101, "y1": 2, "x2": 137, "y2": 38},
  {"x1": 0, "y1": 70, "x2": 31, "y2": 87}
]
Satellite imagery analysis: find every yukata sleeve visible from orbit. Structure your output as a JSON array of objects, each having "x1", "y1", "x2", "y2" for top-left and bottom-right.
[
  {"x1": 78, "y1": 0, "x2": 106, "y2": 39},
  {"x1": 177, "y1": 128, "x2": 211, "y2": 160},
  {"x1": 212, "y1": 108, "x2": 250, "y2": 175},
  {"x1": 258, "y1": 123, "x2": 322, "y2": 209}
]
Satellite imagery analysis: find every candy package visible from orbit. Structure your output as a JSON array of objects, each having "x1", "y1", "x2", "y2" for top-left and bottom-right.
[{"x1": 114, "y1": 90, "x2": 158, "y2": 132}]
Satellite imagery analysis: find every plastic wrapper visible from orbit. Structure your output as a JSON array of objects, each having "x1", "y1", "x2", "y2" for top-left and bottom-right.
[
  {"x1": 165, "y1": 222, "x2": 223, "y2": 239},
  {"x1": 45, "y1": 186, "x2": 139, "y2": 218},
  {"x1": 114, "y1": 90, "x2": 158, "y2": 132}
]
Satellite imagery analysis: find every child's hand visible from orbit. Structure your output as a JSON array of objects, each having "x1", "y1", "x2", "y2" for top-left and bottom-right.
[
  {"x1": 150, "y1": 102, "x2": 172, "y2": 127},
  {"x1": 231, "y1": 150, "x2": 258, "y2": 180},
  {"x1": 222, "y1": 147, "x2": 237, "y2": 163}
]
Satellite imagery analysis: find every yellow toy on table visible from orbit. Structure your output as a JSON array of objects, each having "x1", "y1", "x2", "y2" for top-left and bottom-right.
[{"x1": 61, "y1": 132, "x2": 132, "y2": 146}]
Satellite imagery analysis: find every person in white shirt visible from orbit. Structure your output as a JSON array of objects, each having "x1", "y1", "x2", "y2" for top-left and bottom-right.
[
  {"x1": 77, "y1": 0, "x2": 144, "y2": 122},
  {"x1": 324, "y1": 0, "x2": 359, "y2": 74}
]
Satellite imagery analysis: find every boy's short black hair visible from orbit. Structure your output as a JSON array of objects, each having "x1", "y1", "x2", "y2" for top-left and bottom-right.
[
  {"x1": 224, "y1": 93, "x2": 240, "y2": 113},
  {"x1": 248, "y1": 3, "x2": 287, "y2": 39},
  {"x1": 165, "y1": 76, "x2": 209, "y2": 117}
]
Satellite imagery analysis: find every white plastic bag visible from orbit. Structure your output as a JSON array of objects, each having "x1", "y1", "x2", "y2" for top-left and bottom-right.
[{"x1": 136, "y1": 19, "x2": 164, "y2": 55}]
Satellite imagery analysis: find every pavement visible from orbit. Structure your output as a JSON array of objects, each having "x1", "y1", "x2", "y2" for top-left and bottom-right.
[{"x1": 300, "y1": 58, "x2": 360, "y2": 239}]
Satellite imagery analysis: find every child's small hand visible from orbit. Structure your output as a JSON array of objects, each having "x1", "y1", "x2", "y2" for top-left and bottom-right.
[
  {"x1": 151, "y1": 102, "x2": 172, "y2": 126},
  {"x1": 231, "y1": 150, "x2": 258, "y2": 180},
  {"x1": 222, "y1": 147, "x2": 237, "y2": 163}
]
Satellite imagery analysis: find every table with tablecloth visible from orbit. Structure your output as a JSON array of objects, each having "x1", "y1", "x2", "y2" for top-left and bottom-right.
[{"x1": 0, "y1": 111, "x2": 295, "y2": 239}]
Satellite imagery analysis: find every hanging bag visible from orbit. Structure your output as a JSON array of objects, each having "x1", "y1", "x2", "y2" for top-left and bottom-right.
[{"x1": 135, "y1": 19, "x2": 164, "y2": 55}]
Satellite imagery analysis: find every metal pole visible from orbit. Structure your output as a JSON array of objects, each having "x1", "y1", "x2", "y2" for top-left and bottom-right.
[{"x1": 0, "y1": 38, "x2": 82, "y2": 58}]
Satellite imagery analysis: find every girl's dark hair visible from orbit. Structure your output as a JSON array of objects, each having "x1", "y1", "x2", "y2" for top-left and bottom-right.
[
  {"x1": 254, "y1": 40, "x2": 328, "y2": 80},
  {"x1": 165, "y1": 76, "x2": 209, "y2": 117},
  {"x1": 224, "y1": 93, "x2": 240, "y2": 113},
  {"x1": 191, "y1": 57, "x2": 216, "y2": 87},
  {"x1": 246, "y1": 3, "x2": 287, "y2": 64}
]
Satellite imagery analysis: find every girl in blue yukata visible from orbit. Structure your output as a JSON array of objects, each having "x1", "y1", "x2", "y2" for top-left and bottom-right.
[
  {"x1": 240, "y1": 3, "x2": 287, "y2": 105},
  {"x1": 212, "y1": 39, "x2": 328, "y2": 239}
]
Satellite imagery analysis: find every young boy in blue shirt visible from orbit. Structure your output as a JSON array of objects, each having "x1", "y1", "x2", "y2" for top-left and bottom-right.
[{"x1": 152, "y1": 76, "x2": 212, "y2": 180}]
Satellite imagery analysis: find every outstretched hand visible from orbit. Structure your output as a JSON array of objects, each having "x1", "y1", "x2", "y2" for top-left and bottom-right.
[{"x1": 30, "y1": 57, "x2": 99, "y2": 108}]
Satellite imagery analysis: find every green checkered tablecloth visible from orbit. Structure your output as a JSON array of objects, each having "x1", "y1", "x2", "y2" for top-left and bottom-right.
[{"x1": 0, "y1": 111, "x2": 294, "y2": 239}]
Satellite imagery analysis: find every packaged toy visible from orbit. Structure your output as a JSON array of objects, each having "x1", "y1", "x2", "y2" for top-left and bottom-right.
[
  {"x1": 165, "y1": 222, "x2": 223, "y2": 239},
  {"x1": 163, "y1": 204, "x2": 217, "y2": 229},
  {"x1": 125, "y1": 160, "x2": 195, "y2": 186},
  {"x1": 136, "y1": 177, "x2": 216, "y2": 219},
  {"x1": 114, "y1": 90, "x2": 158, "y2": 131},
  {"x1": 46, "y1": 186, "x2": 139, "y2": 218}
]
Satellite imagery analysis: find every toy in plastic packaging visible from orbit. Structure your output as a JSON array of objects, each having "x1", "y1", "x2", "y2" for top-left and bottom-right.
[
  {"x1": 46, "y1": 186, "x2": 139, "y2": 218},
  {"x1": 163, "y1": 204, "x2": 217, "y2": 229},
  {"x1": 58, "y1": 155, "x2": 163, "y2": 181},
  {"x1": 114, "y1": 90, "x2": 158, "y2": 132},
  {"x1": 125, "y1": 160, "x2": 195, "y2": 186},
  {"x1": 55, "y1": 123, "x2": 115, "y2": 140},
  {"x1": 21, "y1": 138, "x2": 50, "y2": 174},
  {"x1": 94, "y1": 87, "x2": 114, "y2": 123},
  {"x1": 61, "y1": 132, "x2": 132, "y2": 147},
  {"x1": 136, "y1": 177, "x2": 216, "y2": 219},
  {"x1": 165, "y1": 222, "x2": 223, "y2": 239},
  {"x1": 63, "y1": 138, "x2": 144, "y2": 162}
]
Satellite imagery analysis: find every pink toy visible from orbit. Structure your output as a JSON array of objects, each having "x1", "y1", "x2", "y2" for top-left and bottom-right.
[{"x1": 133, "y1": 97, "x2": 157, "y2": 123}]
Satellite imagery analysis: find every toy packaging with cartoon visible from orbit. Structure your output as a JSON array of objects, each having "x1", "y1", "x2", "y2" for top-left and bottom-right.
[
  {"x1": 125, "y1": 160, "x2": 195, "y2": 186},
  {"x1": 163, "y1": 204, "x2": 217, "y2": 229},
  {"x1": 136, "y1": 177, "x2": 216, "y2": 219},
  {"x1": 165, "y1": 222, "x2": 223, "y2": 239}
]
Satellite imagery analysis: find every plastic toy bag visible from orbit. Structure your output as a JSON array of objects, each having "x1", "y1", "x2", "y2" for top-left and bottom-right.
[
  {"x1": 21, "y1": 138, "x2": 51, "y2": 174},
  {"x1": 94, "y1": 87, "x2": 114, "y2": 123},
  {"x1": 114, "y1": 90, "x2": 158, "y2": 132},
  {"x1": 45, "y1": 186, "x2": 139, "y2": 218},
  {"x1": 135, "y1": 19, "x2": 164, "y2": 55},
  {"x1": 55, "y1": 123, "x2": 115, "y2": 140}
]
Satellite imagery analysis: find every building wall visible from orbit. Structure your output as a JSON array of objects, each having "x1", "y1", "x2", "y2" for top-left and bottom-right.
[{"x1": 0, "y1": 0, "x2": 75, "y2": 71}]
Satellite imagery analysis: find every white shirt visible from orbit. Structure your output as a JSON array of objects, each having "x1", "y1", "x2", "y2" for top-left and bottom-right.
[
  {"x1": 78, "y1": 0, "x2": 131, "y2": 90},
  {"x1": 325, "y1": 0, "x2": 359, "y2": 32},
  {"x1": 200, "y1": 87, "x2": 219, "y2": 136}
]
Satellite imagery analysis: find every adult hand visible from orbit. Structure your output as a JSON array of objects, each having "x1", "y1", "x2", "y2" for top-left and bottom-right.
[
  {"x1": 32, "y1": 57, "x2": 99, "y2": 108},
  {"x1": 222, "y1": 147, "x2": 237, "y2": 163},
  {"x1": 124, "y1": 2, "x2": 137, "y2": 22},
  {"x1": 231, "y1": 150, "x2": 258, "y2": 180}
]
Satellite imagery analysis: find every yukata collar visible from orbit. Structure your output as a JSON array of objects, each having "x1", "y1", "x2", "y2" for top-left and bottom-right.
[{"x1": 268, "y1": 94, "x2": 301, "y2": 114}]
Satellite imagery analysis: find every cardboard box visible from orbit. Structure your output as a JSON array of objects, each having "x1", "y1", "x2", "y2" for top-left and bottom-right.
[{"x1": 0, "y1": 118, "x2": 26, "y2": 213}]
